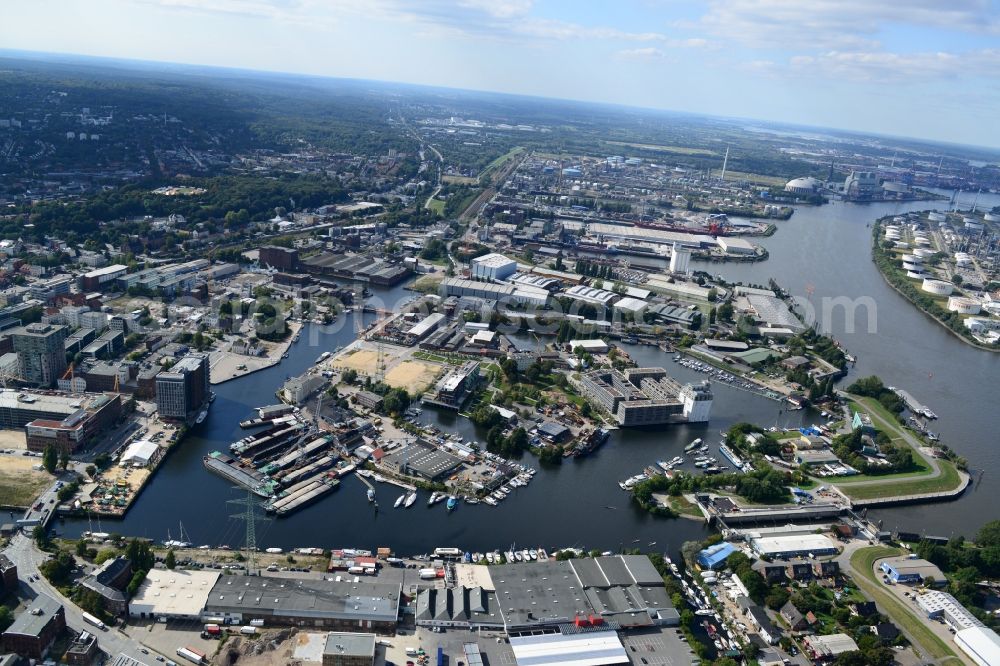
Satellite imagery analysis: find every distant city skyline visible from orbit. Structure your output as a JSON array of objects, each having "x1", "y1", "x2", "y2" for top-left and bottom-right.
[{"x1": 2, "y1": 0, "x2": 999, "y2": 148}]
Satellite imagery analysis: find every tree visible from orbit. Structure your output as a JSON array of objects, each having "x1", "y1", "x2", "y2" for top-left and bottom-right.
[
  {"x1": 0, "y1": 606, "x2": 12, "y2": 633},
  {"x1": 33, "y1": 525, "x2": 49, "y2": 550},
  {"x1": 165, "y1": 549, "x2": 176, "y2": 570},
  {"x1": 86, "y1": 464, "x2": 97, "y2": 478},
  {"x1": 59, "y1": 448, "x2": 70, "y2": 471},
  {"x1": 42, "y1": 444, "x2": 58, "y2": 474}
]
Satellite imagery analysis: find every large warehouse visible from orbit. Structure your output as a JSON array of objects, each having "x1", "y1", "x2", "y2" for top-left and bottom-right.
[
  {"x1": 204, "y1": 575, "x2": 401, "y2": 632},
  {"x1": 750, "y1": 534, "x2": 838, "y2": 559},
  {"x1": 509, "y1": 630, "x2": 629, "y2": 666},
  {"x1": 128, "y1": 570, "x2": 220, "y2": 621}
]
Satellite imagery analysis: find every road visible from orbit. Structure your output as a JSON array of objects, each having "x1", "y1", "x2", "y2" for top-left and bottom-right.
[
  {"x1": 836, "y1": 540, "x2": 970, "y2": 666},
  {"x1": 4, "y1": 533, "x2": 156, "y2": 663}
]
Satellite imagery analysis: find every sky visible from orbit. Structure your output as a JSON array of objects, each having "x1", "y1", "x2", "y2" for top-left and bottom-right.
[{"x1": 2, "y1": 0, "x2": 999, "y2": 147}]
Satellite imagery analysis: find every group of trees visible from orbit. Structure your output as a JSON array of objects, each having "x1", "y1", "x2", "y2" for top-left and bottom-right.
[
  {"x1": 573, "y1": 258, "x2": 616, "y2": 280},
  {"x1": 832, "y1": 428, "x2": 916, "y2": 474},
  {"x1": 632, "y1": 466, "x2": 792, "y2": 511},
  {"x1": 913, "y1": 520, "x2": 1000, "y2": 626},
  {"x1": 846, "y1": 375, "x2": 905, "y2": 416}
]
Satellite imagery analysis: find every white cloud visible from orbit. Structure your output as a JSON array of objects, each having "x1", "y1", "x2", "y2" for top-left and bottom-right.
[
  {"x1": 617, "y1": 47, "x2": 666, "y2": 61},
  {"x1": 789, "y1": 49, "x2": 1000, "y2": 82},
  {"x1": 700, "y1": 0, "x2": 1000, "y2": 50}
]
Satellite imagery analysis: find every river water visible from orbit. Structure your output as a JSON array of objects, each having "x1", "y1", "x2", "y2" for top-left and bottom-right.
[{"x1": 60, "y1": 190, "x2": 999, "y2": 552}]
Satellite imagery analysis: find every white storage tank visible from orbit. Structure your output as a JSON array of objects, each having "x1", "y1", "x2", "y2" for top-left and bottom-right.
[
  {"x1": 922, "y1": 278, "x2": 954, "y2": 296},
  {"x1": 965, "y1": 220, "x2": 984, "y2": 231},
  {"x1": 913, "y1": 248, "x2": 934, "y2": 258},
  {"x1": 901, "y1": 254, "x2": 922, "y2": 264},
  {"x1": 984, "y1": 212, "x2": 1000, "y2": 223},
  {"x1": 948, "y1": 296, "x2": 981, "y2": 315},
  {"x1": 955, "y1": 253, "x2": 973, "y2": 267},
  {"x1": 928, "y1": 211, "x2": 946, "y2": 222},
  {"x1": 906, "y1": 270, "x2": 926, "y2": 279}
]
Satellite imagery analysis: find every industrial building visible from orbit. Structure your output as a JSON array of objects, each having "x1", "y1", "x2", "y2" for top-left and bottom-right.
[
  {"x1": 79, "y1": 557, "x2": 132, "y2": 615},
  {"x1": 743, "y1": 294, "x2": 806, "y2": 332},
  {"x1": 414, "y1": 586, "x2": 502, "y2": 630},
  {"x1": 155, "y1": 353, "x2": 210, "y2": 424},
  {"x1": 717, "y1": 237, "x2": 755, "y2": 255},
  {"x1": 564, "y1": 285, "x2": 617, "y2": 307},
  {"x1": 323, "y1": 632, "x2": 376, "y2": 666},
  {"x1": 955, "y1": 626, "x2": 1000, "y2": 666},
  {"x1": 579, "y1": 368, "x2": 712, "y2": 426},
  {"x1": 439, "y1": 277, "x2": 549, "y2": 307},
  {"x1": 204, "y1": 575, "x2": 401, "y2": 633},
  {"x1": 509, "y1": 631, "x2": 629, "y2": 666},
  {"x1": 750, "y1": 534, "x2": 838, "y2": 559},
  {"x1": 669, "y1": 242, "x2": 691, "y2": 274},
  {"x1": 259, "y1": 245, "x2": 300, "y2": 272},
  {"x1": 697, "y1": 542, "x2": 737, "y2": 570},
  {"x1": 471, "y1": 253, "x2": 517, "y2": 281},
  {"x1": 405, "y1": 313, "x2": 446, "y2": 343},
  {"x1": 129, "y1": 570, "x2": 221, "y2": 621},
  {"x1": 381, "y1": 442, "x2": 464, "y2": 481},
  {"x1": 916, "y1": 591, "x2": 986, "y2": 631},
  {"x1": 879, "y1": 557, "x2": 945, "y2": 584},
  {"x1": 803, "y1": 633, "x2": 859, "y2": 661},
  {"x1": 568, "y1": 339, "x2": 608, "y2": 354},
  {"x1": 416, "y1": 555, "x2": 677, "y2": 633}
]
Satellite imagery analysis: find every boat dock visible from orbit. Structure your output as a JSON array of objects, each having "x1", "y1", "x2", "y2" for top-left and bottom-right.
[
  {"x1": 267, "y1": 474, "x2": 341, "y2": 515},
  {"x1": 892, "y1": 388, "x2": 937, "y2": 419},
  {"x1": 356, "y1": 468, "x2": 416, "y2": 492}
]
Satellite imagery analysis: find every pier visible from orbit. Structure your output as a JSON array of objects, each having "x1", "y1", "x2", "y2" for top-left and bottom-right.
[{"x1": 892, "y1": 388, "x2": 937, "y2": 419}]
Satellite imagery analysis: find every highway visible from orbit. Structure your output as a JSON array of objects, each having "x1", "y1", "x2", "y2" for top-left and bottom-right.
[{"x1": 3, "y1": 533, "x2": 155, "y2": 664}]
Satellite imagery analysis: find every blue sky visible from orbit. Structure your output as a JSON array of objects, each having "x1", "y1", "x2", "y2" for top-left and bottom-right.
[{"x1": 2, "y1": 0, "x2": 999, "y2": 146}]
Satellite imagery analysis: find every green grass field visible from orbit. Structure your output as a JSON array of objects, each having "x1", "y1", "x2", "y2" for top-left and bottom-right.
[
  {"x1": 479, "y1": 146, "x2": 525, "y2": 183},
  {"x1": 426, "y1": 198, "x2": 446, "y2": 214},
  {"x1": 849, "y1": 547, "x2": 963, "y2": 664},
  {"x1": 833, "y1": 395, "x2": 964, "y2": 499}
]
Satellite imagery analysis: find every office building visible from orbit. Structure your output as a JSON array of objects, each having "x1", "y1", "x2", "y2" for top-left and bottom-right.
[
  {"x1": 155, "y1": 354, "x2": 210, "y2": 423},
  {"x1": 7, "y1": 391, "x2": 124, "y2": 454},
  {"x1": 579, "y1": 368, "x2": 712, "y2": 426},
  {"x1": 11, "y1": 323, "x2": 68, "y2": 387}
]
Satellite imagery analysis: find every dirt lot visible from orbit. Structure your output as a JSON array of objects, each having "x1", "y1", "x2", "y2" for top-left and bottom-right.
[
  {"x1": 335, "y1": 349, "x2": 382, "y2": 374},
  {"x1": 0, "y1": 431, "x2": 27, "y2": 450},
  {"x1": 0, "y1": 454, "x2": 53, "y2": 508},
  {"x1": 384, "y1": 360, "x2": 441, "y2": 394}
]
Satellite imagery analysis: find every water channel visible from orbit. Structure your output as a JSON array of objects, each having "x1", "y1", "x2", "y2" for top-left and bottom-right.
[{"x1": 60, "y1": 190, "x2": 1000, "y2": 552}]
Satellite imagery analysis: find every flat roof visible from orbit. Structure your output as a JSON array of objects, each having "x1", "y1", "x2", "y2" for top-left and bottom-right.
[
  {"x1": 509, "y1": 630, "x2": 629, "y2": 666},
  {"x1": 129, "y1": 569, "x2": 220, "y2": 617},
  {"x1": 473, "y1": 253, "x2": 517, "y2": 268},
  {"x1": 956, "y1": 626, "x2": 1000, "y2": 665},
  {"x1": 83, "y1": 264, "x2": 128, "y2": 278},
  {"x1": 324, "y1": 632, "x2": 376, "y2": 658},
  {"x1": 206, "y1": 575, "x2": 400, "y2": 623},
  {"x1": 752, "y1": 534, "x2": 837, "y2": 554}
]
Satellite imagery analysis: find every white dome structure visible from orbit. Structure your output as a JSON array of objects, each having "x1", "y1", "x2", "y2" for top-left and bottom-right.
[
  {"x1": 948, "y1": 296, "x2": 981, "y2": 314},
  {"x1": 922, "y1": 278, "x2": 954, "y2": 296},
  {"x1": 784, "y1": 177, "x2": 822, "y2": 194}
]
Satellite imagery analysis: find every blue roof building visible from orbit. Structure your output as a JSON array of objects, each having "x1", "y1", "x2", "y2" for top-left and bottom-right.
[{"x1": 697, "y1": 542, "x2": 737, "y2": 570}]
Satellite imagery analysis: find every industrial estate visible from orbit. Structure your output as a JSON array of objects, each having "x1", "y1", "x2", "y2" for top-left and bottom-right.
[{"x1": 0, "y1": 48, "x2": 998, "y2": 666}]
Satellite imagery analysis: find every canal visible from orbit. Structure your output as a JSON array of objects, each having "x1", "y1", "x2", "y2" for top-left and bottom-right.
[{"x1": 61, "y1": 190, "x2": 1000, "y2": 551}]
